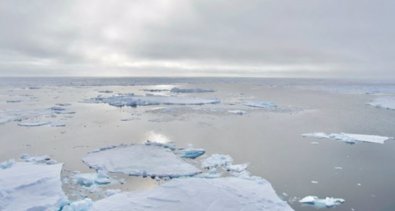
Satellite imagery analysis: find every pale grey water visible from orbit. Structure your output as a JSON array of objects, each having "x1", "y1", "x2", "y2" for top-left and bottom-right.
[{"x1": 1, "y1": 77, "x2": 395, "y2": 211}]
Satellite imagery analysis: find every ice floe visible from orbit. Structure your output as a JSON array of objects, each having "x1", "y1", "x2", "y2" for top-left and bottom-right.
[
  {"x1": 299, "y1": 195, "x2": 345, "y2": 208},
  {"x1": 0, "y1": 161, "x2": 65, "y2": 211},
  {"x1": 245, "y1": 100, "x2": 278, "y2": 109},
  {"x1": 369, "y1": 96, "x2": 395, "y2": 110},
  {"x1": 86, "y1": 94, "x2": 220, "y2": 107},
  {"x1": 302, "y1": 132, "x2": 392, "y2": 144},
  {"x1": 83, "y1": 144, "x2": 201, "y2": 178},
  {"x1": 228, "y1": 109, "x2": 247, "y2": 115},
  {"x1": 92, "y1": 177, "x2": 293, "y2": 211},
  {"x1": 0, "y1": 105, "x2": 75, "y2": 127},
  {"x1": 170, "y1": 87, "x2": 214, "y2": 93}
]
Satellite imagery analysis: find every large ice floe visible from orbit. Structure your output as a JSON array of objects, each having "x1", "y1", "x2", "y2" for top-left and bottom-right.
[
  {"x1": 302, "y1": 132, "x2": 392, "y2": 144},
  {"x1": 86, "y1": 94, "x2": 220, "y2": 107},
  {"x1": 369, "y1": 96, "x2": 395, "y2": 110},
  {"x1": 0, "y1": 159, "x2": 65, "y2": 211},
  {"x1": 79, "y1": 140, "x2": 293, "y2": 210},
  {"x1": 91, "y1": 177, "x2": 293, "y2": 211},
  {"x1": 83, "y1": 144, "x2": 201, "y2": 178},
  {"x1": 299, "y1": 195, "x2": 345, "y2": 208}
]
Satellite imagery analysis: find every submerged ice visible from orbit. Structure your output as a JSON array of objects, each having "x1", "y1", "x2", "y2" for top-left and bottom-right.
[{"x1": 302, "y1": 132, "x2": 392, "y2": 144}]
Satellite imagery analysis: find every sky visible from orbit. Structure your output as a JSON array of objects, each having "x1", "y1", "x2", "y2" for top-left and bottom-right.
[{"x1": 0, "y1": 0, "x2": 394, "y2": 78}]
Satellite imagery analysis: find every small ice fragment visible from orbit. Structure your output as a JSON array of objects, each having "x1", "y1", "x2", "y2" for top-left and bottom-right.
[
  {"x1": 311, "y1": 180, "x2": 319, "y2": 184},
  {"x1": 228, "y1": 110, "x2": 247, "y2": 115},
  {"x1": 299, "y1": 196, "x2": 345, "y2": 208},
  {"x1": 334, "y1": 166, "x2": 343, "y2": 170},
  {"x1": 20, "y1": 154, "x2": 57, "y2": 165},
  {"x1": 226, "y1": 163, "x2": 249, "y2": 173},
  {"x1": 0, "y1": 159, "x2": 15, "y2": 169},
  {"x1": 74, "y1": 170, "x2": 112, "y2": 187},
  {"x1": 201, "y1": 154, "x2": 233, "y2": 169},
  {"x1": 178, "y1": 148, "x2": 205, "y2": 159}
]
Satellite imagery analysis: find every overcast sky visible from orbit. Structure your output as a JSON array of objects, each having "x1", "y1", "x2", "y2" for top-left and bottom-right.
[{"x1": 0, "y1": 0, "x2": 394, "y2": 78}]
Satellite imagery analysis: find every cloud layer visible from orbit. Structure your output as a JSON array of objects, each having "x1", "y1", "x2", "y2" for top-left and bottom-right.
[{"x1": 0, "y1": 0, "x2": 394, "y2": 78}]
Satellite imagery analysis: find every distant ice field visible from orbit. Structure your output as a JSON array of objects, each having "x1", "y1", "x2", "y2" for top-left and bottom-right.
[{"x1": 1, "y1": 78, "x2": 395, "y2": 211}]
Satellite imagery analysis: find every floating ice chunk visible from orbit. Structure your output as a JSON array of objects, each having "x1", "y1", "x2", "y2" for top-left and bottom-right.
[
  {"x1": 61, "y1": 198, "x2": 93, "y2": 211},
  {"x1": 17, "y1": 120, "x2": 51, "y2": 127},
  {"x1": 227, "y1": 110, "x2": 247, "y2": 115},
  {"x1": 201, "y1": 154, "x2": 233, "y2": 169},
  {"x1": 245, "y1": 100, "x2": 278, "y2": 109},
  {"x1": 0, "y1": 159, "x2": 15, "y2": 169},
  {"x1": 226, "y1": 163, "x2": 249, "y2": 173},
  {"x1": 20, "y1": 154, "x2": 58, "y2": 164},
  {"x1": 299, "y1": 195, "x2": 345, "y2": 208},
  {"x1": 92, "y1": 177, "x2": 293, "y2": 211},
  {"x1": 83, "y1": 144, "x2": 201, "y2": 178},
  {"x1": 302, "y1": 133, "x2": 392, "y2": 144},
  {"x1": 178, "y1": 148, "x2": 205, "y2": 159},
  {"x1": 87, "y1": 94, "x2": 220, "y2": 107},
  {"x1": 369, "y1": 96, "x2": 395, "y2": 110},
  {"x1": 170, "y1": 87, "x2": 214, "y2": 93},
  {"x1": 74, "y1": 171, "x2": 111, "y2": 187},
  {"x1": 0, "y1": 162, "x2": 65, "y2": 211}
]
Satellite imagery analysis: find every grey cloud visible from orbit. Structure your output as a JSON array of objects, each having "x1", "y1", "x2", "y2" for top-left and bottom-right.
[{"x1": 0, "y1": 0, "x2": 394, "y2": 78}]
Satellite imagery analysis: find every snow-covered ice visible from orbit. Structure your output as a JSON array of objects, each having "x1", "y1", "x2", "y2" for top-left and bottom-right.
[
  {"x1": 299, "y1": 195, "x2": 345, "y2": 208},
  {"x1": 302, "y1": 132, "x2": 392, "y2": 144},
  {"x1": 60, "y1": 198, "x2": 93, "y2": 211},
  {"x1": 87, "y1": 94, "x2": 220, "y2": 107},
  {"x1": 369, "y1": 96, "x2": 395, "y2": 110},
  {"x1": 0, "y1": 161, "x2": 65, "y2": 211},
  {"x1": 92, "y1": 177, "x2": 294, "y2": 211},
  {"x1": 83, "y1": 144, "x2": 201, "y2": 178}
]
